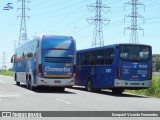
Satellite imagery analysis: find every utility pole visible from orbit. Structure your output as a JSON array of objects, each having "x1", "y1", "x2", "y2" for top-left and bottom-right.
[
  {"x1": 87, "y1": 0, "x2": 110, "y2": 47},
  {"x1": 124, "y1": 0, "x2": 145, "y2": 44},
  {"x1": 18, "y1": 0, "x2": 30, "y2": 44},
  {"x1": 2, "y1": 52, "x2": 6, "y2": 70}
]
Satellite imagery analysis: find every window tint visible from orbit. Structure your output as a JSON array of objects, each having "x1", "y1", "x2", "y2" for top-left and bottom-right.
[
  {"x1": 15, "y1": 40, "x2": 39, "y2": 61},
  {"x1": 104, "y1": 48, "x2": 114, "y2": 65},
  {"x1": 77, "y1": 48, "x2": 114, "y2": 66},
  {"x1": 97, "y1": 50, "x2": 104, "y2": 65},
  {"x1": 119, "y1": 45, "x2": 150, "y2": 62}
]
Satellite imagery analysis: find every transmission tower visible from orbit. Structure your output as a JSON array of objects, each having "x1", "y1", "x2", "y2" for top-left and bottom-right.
[
  {"x1": 18, "y1": 0, "x2": 30, "y2": 44},
  {"x1": 87, "y1": 0, "x2": 110, "y2": 47},
  {"x1": 124, "y1": 0, "x2": 145, "y2": 44}
]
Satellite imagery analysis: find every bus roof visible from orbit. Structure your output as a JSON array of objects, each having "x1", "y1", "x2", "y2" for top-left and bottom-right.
[
  {"x1": 16, "y1": 35, "x2": 75, "y2": 48},
  {"x1": 41, "y1": 35, "x2": 74, "y2": 40},
  {"x1": 77, "y1": 43, "x2": 152, "y2": 53}
]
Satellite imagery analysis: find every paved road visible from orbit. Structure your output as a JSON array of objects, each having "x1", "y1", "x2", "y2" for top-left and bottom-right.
[
  {"x1": 0, "y1": 75, "x2": 159, "y2": 120},
  {"x1": 153, "y1": 72, "x2": 160, "y2": 75}
]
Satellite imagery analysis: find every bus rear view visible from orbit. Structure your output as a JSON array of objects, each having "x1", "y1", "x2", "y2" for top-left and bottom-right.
[
  {"x1": 114, "y1": 44, "x2": 152, "y2": 91},
  {"x1": 37, "y1": 36, "x2": 76, "y2": 91}
]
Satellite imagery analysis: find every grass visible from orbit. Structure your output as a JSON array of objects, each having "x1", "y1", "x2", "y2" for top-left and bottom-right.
[
  {"x1": 0, "y1": 70, "x2": 13, "y2": 76},
  {"x1": 126, "y1": 75, "x2": 160, "y2": 98}
]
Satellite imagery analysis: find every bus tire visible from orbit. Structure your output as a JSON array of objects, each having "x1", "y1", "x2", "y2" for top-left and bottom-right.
[
  {"x1": 29, "y1": 75, "x2": 35, "y2": 91},
  {"x1": 26, "y1": 75, "x2": 29, "y2": 89},
  {"x1": 15, "y1": 74, "x2": 20, "y2": 85},
  {"x1": 112, "y1": 88, "x2": 124, "y2": 95},
  {"x1": 16, "y1": 81, "x2": 20, "y2": 85},
  {"x1": 26, "y1": 80, "x2": 30, "y2": 89},
  {"x1": 58, "y1": 87, "x2": 65, "y2": 92},
  {"x1": 86, "y1": 80, "x2": 93, "y2": 92},
  {"x1": 30, "y1": 83, "x2": 35, "y2": 91}
]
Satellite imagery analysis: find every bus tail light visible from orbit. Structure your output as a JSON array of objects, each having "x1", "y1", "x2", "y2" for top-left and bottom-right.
[
  {"x1": 71, "y1": 65, "x2": 76, "y2": 78},
  {"x1": 116, "y1": 65, "x2": 121, "y2": 80},
  {"x1": 148, "y1": 67, "x2": 152, "y2": 80},
  {"x1": 38, "y1": 64, "x2": 43, "y2": 77}
]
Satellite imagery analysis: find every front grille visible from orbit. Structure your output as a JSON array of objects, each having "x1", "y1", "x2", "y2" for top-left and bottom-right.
[{"x1": 44, "y1": 57, "x2": 72, "y2": 63}]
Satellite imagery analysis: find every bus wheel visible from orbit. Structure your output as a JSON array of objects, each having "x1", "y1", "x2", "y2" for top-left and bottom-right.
[
  {"x1": 30, "y1": 85, "x2": 34, "y2": 91},
  {"x1": 29, "y1": 76, "x2": 35, "y2": 91},
  {"x1": 15, "y1": 75, "x2": 20, "y2": 85},
  {"x1": 86, "y1": 80, "x2": 93, "y2": 92},
  {"x1": 16, "y1": 81, "x2": 20, "y2": 85},
  {"x1": 26, "y1": 80, "x2": 30, "y2": 89},
  {"x1": 112, "y1": 88, "x2": 124, "y2": 95},
  {"x1": 29, "y1": 80, "x2": 35, "y2": 91},
  {"x1": 58, "y1": 87, "x2": 65, "y2": 92}
]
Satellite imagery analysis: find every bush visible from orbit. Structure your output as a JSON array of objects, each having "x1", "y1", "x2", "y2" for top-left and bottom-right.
[
  {"x1": 0, "y1": 70, "x2": 13, "y2": 76},
  {"x1": 127, "y1": 75, "x2": 160, "y2": 98}
]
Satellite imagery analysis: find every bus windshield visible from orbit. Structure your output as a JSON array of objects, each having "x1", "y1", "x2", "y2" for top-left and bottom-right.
[{"x1": 119, "y1": 45, "x2": 150, "y2": 62}]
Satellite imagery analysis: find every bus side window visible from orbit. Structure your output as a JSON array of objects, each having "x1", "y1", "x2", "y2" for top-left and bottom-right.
[
  {"x1": 91, "y1": 51, "x2": 97, "y2": 65},
  {"x1": 85, "y1": 52, "x2": 91, "y2": 65},
  {"x1": 77, "y1": 53, "x2": 80, "y2": 66},
  {"x1": 36, "y1": 40, "x2": 39, "y2": 48},
  {"x1": 104, "y1": 48, "x2": 114, "y2": 65},
  {"x1": 33, "y1": 41, "x2": 37, "y2": 55},
  {"x1": 81, "y1": 53, "x2": 85, "y2": 65},
  {"x1": 97, "y1": 50, "x2": 104, "y2": 65},
  {"x1": 17, "y1": 48, "x2": 20, "y2": 61},
  {"x1": 88, "y1": 51, "x2": 92, "y2": 65},
  {"x1": 76, "y1": 53, "x2": 78, "y2": 65},
  {"x1": 19, "y1": 47, "x2": 23, "y2": 60},
  {"x1": 26, "y1": 43, "x2": 33, "y2": 58}
]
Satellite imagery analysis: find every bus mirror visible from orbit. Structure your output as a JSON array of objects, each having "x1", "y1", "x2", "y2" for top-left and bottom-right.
[
  {"x1": 11, "y1": 58, "x2": 13, "y2": 63},
  {"x1": 11, "y1": 55, "x2": 14, "y2": 63}
]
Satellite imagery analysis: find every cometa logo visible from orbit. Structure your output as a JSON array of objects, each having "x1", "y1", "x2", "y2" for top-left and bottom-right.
[{"x1": 45, "y1": 66, "x2": 71, "y2": 72}]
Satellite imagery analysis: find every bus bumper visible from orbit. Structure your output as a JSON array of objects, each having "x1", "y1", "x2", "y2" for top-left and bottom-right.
[
  {"x1": 114, "y1": 79, "x2": 152, "y2": 88},
  {"x1": 35, "y1": 77, "x2": 75, "y2": 87}
]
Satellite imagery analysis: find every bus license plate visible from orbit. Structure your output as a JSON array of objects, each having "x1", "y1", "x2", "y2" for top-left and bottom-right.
[{"x1": 54, "y1": 80, "x2": 61, "y2": 83}]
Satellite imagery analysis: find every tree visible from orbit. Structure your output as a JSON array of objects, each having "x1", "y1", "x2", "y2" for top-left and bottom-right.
[
  {"x1": 155, "y1": 60, "x2": 160, "y2": 71},
  {"x1": 153, "y1": 54, "x2": 160, "y2": 72}
]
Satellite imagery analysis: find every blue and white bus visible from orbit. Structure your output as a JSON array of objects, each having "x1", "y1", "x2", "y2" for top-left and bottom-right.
[
  {"x1": 11, "y1": 35, "x2": 76, "y2": 91},
  {"x1": 76, "y1": 44, "x2": 152, "y2": 94}
]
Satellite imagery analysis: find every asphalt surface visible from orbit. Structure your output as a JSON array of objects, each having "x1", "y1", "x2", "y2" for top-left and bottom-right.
[{"x1": 0, "y1": 75, "x2": 159, "y2": 120}]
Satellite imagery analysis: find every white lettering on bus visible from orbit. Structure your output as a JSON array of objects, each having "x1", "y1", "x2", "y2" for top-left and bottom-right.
[
  {"x1": 139, "y1": 65, "x2": 148, "y2": 68},
  {"x1": 45, "y1": 66, "x2": 71, "y2": 72}
]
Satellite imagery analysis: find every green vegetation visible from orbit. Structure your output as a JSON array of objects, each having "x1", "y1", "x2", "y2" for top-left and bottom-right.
[
  {"x1": 0, "y1": 70, "x2": 13, "y2": 76},
  {"x1": 126, "y1": 75, "x2": 160, "y2": 98},
  {"x1": 153, "y1": 54, "x2": 160, "y2": 72}
]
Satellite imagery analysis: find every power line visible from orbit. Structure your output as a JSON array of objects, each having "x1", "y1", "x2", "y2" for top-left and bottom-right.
[
  {"x1": 87, "y1": 0, "x2": 110, "y2": 47},
  {"x1": 31, "y1": 0, "x2": 74, "y2": 10},
  {"x1": 30, "y1": 0, "x2": 89, "y2": 17}
]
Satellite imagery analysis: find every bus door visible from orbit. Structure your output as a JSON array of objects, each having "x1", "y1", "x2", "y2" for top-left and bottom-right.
[{"x1": 103, "y1": 48, "x2": 115, "y2": 87}]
